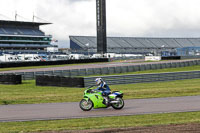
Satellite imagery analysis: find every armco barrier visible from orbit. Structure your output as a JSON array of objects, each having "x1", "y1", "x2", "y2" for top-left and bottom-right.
[
  {"x1": 83, "y1": 71, "x2": 200, "y2": 87},
  {"x1": 0, "y1": 74, "x2": 22, "y2": 85},
  {"x1": 35, "y1": 71, "x2": 200, "y2": 88},
  {"x1": 181, "y1": 55, "x2": 200, "y2": 60},
  {"x1": 36, "y1": 75, "x2": 84, "y2": 88},
  {"x1": 0, "y1": 58, "x2": 109, "y2": 68},
  {"x1": 1, "y1": 59, "x2": 200, "y2": 80}
]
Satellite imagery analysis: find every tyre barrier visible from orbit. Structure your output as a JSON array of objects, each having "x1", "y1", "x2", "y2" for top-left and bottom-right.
[
  {"x1": 162, "y1": 56, "x2": 200, "y2": 60},
  {"x1": 161, "y1": 56, "x2": 181, "y2": 60},
  {"x1": 0, "y1": 75, "x2": 22, "y2": 85},
  {"x1": 36, "y1": 75, "x2": 84, "y2": 88}
]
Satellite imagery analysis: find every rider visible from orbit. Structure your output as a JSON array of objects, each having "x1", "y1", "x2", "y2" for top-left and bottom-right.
[{"x1": 94, "y1": 78, "x2": 111, "y2": 105}]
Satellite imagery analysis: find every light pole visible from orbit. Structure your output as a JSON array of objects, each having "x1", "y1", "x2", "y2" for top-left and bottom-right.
[
  {"x1": 96, "y1": 0, "x2": 107, "y2": 54},
  {"x1": 161, "y1": 45, "x2": 165, "y2": 56},
  {"x1": 85, "y1": 43, "x2": 89, "y2": 56}
]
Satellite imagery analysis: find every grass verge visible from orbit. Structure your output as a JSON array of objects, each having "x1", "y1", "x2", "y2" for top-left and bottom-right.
[
  {"x1": 0, "y1": 112, "x2": 199, "y2": 133},
  {"x1": 0, "y1": 78, "x2": 200, "y2": 105}
]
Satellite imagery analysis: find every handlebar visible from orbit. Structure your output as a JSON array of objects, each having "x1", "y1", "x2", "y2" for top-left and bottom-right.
[
  {"x1": 87, "y1": 89, "x2": 101, "y2": 93},
  {"x1": 87, "y1": 85, "x2": 95, "y2": 89}
]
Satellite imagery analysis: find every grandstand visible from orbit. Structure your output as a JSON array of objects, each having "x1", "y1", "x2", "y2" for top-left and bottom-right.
[
  {"x1": 0, "y1": 20, "x2": 57, "y2": 54},
  {"x1": 69, "y1": 36, "x2": 200, "y2": 55}
]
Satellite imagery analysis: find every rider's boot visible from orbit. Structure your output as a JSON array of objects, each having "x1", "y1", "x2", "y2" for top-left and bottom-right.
[{"x1": 103, "y1": 96, "x2": 109, "y2": 105}]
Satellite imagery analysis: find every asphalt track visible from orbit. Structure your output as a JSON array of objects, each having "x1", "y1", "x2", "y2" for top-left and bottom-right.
[
  {"x1": 0, "y1": 59, "x2": 199, "y2": 73},
  {"x1": 0, "y1": 96, "x2": 200, "y2": 122}
]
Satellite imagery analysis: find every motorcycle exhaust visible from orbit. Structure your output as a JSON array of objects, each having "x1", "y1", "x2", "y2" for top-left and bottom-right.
[{"x1": 110, "y1": 101, "x2": 120, "y2": 104}]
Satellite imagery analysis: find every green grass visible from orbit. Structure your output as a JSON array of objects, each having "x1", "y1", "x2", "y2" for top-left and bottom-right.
[
  {"x1": 0, "y1": 79, "x2": 200, "y2": 105},
  {"x1": 130, "y1": 65, "x2": 200, "y2": 74},
  {"x1": 113, "y1": 78, "x2": 200, "y2": 99},
  {"x1": 0, "y1": 111, "x2": 199, "y2": 133},
  {"x1": 0, "y1": 80, "x2": 83, "y2": 105}
]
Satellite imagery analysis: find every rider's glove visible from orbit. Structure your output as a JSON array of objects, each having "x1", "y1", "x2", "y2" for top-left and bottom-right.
[{"x1": 90, "y1": 89, "x2": 95, "y2": 93}]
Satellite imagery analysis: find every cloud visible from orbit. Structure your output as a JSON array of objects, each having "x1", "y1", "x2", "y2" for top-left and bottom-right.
[
  {"x1": 1, "y1": 0, "x2": 200, "y2": 48},
  {"x1": 35, "y1": 0, "x2": 96, "y2": 47},
  {"x1": 0, "y1": 0, "x2": 37, "y2": 21},
  {"x1": 106, "y1": 0, "x2": 200, "y2": 37},
  {"x1": 67, "y1": 0, "x2": 92, "y2": 4}
]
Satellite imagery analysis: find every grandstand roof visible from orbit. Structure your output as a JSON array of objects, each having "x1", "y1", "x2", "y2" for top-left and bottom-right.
[
  {"x1": 0, "y1": 20, "x2": 51, "y2": 36},
  {"x1": 0, "y1": 20, "x2": 51, "y2": 27},
  {"x1": 69, "y1": 36, "x2": 200, "y2": 49}
]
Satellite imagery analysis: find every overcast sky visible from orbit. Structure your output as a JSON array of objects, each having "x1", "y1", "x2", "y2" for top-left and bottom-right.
[{"x1": 1, "y1": 0, "x2": 200, "y2": 48}]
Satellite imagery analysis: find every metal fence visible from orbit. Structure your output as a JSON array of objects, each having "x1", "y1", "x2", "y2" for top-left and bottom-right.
[
  {"x1": 0, "y1": 58, "x2": 109, "y2": 68},
  {"x1": 111, "y1": 56, "x2": 145, "y2": 60},
  {"x1": 181, "y1": 55, "x2": 200, "y2": 59},
  {"x1": 83, "y1": 71, "x2": 200, "y2": 87},
  {"x1": 1, "y1": 60, "x2": 200, "y2": 80}
]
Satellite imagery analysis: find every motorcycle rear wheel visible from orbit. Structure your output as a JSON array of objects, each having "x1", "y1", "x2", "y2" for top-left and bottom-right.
[
  {"x1": 111, "y1": 97, "x2": 124, "y2": 110},
  {"x1": 79, "y1": 99, "x2": 93, "y2": 111}
]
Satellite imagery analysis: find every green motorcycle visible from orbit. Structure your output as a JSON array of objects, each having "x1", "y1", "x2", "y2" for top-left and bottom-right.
[{"x1": 79, "y1": 86, "x2": 124, "y2": 111}]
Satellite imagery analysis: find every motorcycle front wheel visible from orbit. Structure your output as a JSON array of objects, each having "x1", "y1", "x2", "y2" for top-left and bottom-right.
[
  {"x1": 79, "y1": 99, "x2": 93, "y2": 111},
  {"x1": 111, "y1": 97, "x2": 124, "y2": 110}
]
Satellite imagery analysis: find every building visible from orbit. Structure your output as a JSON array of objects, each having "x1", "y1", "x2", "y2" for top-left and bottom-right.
[
  {"x1": 176, "y1": 47, "x2": 200, "y2": 56},
  {"x1": 0, "y1": 20, "x2": 57, "y2": 54},
  {"x1": 69, "y1": 36, "x2": 200, "y2": 55}
]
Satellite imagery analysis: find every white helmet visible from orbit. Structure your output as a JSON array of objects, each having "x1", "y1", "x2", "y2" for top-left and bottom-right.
[{"x1": 95, "y1": 78, "x2": 102, "y2": 85}]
